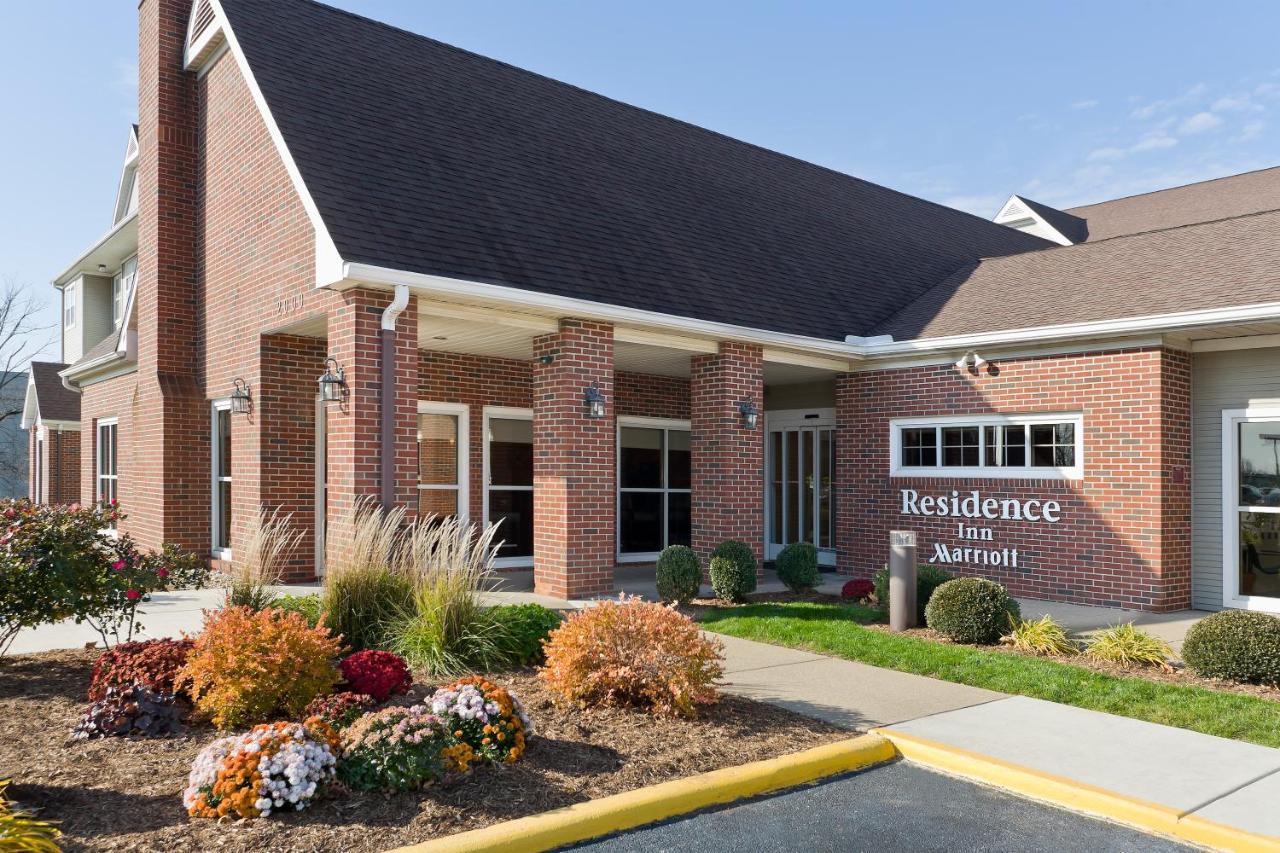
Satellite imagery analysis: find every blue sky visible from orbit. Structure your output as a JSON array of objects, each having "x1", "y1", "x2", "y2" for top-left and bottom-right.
[{"x1": 3, "y1": 1, "x2": 1279, "y2": 357}]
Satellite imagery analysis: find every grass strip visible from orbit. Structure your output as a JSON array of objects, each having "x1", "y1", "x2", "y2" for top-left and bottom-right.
[{"x1": 700, "y1": 603, "x2": 1280, "y2": 748}]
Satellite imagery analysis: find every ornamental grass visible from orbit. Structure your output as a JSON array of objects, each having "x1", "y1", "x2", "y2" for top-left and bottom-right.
[
  {"x1": 1002, "y1": 615, "x2": 1079, "y2": 657},
  {"x1": 1084, "y1": 623, "x2": 1175, "y2": 672},
  {"x1": 320, "y1": 498, "x2": 414, "y2": 651},
  {"x1": 220, "y1": 508, "x2": 303, "y2": 612}
]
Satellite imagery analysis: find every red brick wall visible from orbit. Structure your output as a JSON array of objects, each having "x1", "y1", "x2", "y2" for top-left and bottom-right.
[
  {"x1": 31, "y1": 426, "x2": 81, "y2": 506},
  {"x1": 616, "y1": 371, "x2": 691, "y2": 420},
  {"x1": 836, "y1": 347, "x2": 1193, "y2": 611},
  {"x1": 80, "y1": 376, "x2": 138, "y2": 525},
  {"x1": 531, "y1": 321, "x2": 616, "y2": 597},
  {"x1": 691, "y1": 342, "x2": 764, "y2": 562}
]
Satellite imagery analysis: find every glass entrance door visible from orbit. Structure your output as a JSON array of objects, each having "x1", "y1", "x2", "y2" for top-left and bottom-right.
[
  {"x1": 766, "y1": 415, "x2": 835, "y2": 566},
  {"x1": 1226, "y1": 413, "x2": 1280, "y2": 609}
]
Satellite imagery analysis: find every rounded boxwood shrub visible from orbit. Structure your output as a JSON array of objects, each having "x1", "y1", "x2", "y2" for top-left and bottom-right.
[
  {"x1": 874, "y1": 564, "x2": 952, "y2": 623},
  {"x1": 656, "y1": 545, "x2": 702, "y2": 603},
  {"x1": 776, "y1": 542, "x2": 819, "y2": 593},
  {"x1": 1182, "y1": 610, "x2": 1280, "y2": 685},
  {"x1": 924, "y1": 577, "x2": 1020, "y2": 645},
  {"x1": 710, "y1": 541, "x2": 757, "y2": 601},
  {"x1": 487, "y1": 603, "x2": 563, "y2": 666}
]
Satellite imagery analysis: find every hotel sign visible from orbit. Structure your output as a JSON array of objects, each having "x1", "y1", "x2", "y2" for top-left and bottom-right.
[{"x1": 899, "y1": 488, "x2": 1062, "y2": 569}]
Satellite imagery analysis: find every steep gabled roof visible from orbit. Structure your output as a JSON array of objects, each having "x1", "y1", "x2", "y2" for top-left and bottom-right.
[
  {"x1": 1064, "y1": 167, "x2": 1280, "y2": 242},
  {"x1": 216, "y1": 0, "x2": 1049, "y2": 342},
  {"x1": 874, "y1": 208, "x2": 1280, "y2": 341},
  {"x1": 23, "y1": 362, "x2": 79, "y2": 426},
  {"x1": 1017, "y1": 197, "x2": 1090, "y2": 244}
]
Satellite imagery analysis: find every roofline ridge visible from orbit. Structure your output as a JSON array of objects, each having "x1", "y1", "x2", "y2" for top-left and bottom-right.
[{"x1": 1064, "y1": 164, "x2": 1280, "y2": 214}]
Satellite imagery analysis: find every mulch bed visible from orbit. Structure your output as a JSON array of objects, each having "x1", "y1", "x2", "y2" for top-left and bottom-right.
[{"x1": 0, "y1": 649, "x2": 847, "y2": 852}]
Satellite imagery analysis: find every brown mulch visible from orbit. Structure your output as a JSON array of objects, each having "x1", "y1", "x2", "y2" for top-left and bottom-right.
[
  {"x1": 0, "y1": 649, "x2": 847, "y2": 852},
  {"x1": 862, "y1": 623, "x2": 1280, "y2": 701}
]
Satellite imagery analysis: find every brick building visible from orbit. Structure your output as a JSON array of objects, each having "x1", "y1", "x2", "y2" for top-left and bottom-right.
[{"x1": 34, "y1": 0, "x2": 1280, "y2": 611}]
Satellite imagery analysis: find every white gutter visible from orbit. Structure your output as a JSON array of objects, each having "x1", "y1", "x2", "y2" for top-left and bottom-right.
[
  {"x1": 59, "y1": 350, "x2": 125, "y2": 391},
  {"x1": 52, "y1": 212, "x2": 139, "y2": 287}
]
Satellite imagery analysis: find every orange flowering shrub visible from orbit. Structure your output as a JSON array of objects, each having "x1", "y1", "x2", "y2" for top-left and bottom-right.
[
  {"x1": 539, "y1": 595, "x2": 723, "y2": 717},
  {"x1": 183, "y1": 721, "x2": 336, "y2": 819},
  {"x1": 427, "y1": 676, "x2": 532, "y2": 764},
  {"x1": 175, "y1": 606, "x2": 343, "y2": 729}
]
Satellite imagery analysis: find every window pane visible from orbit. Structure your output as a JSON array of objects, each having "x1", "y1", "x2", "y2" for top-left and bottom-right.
[
  {"x1": 800, "y1": 430, "x2": 814, "y2": 543},
  {"x1": 418, "y1": 413, "x2": 459, "y2": 486},
  {"x1": 218, "y1": 481, "x2": 231, "y2": 549},
  {"x1": 418, "y1": 488, "x2": 458, "y2": 519},
  {"x1": 1240, "y1": 511, "x2": 1280, "y2": 599},
  {"x1": 941, "y1": 427, "x2": 979, "y2": 466},
  {"x1": 489, "y1": 418, "x2": 532, "y2": 486},
  {"x1": 668, "y1": 430, "x2": 691, "y2": 490},
  {"x1": 488, "y1": 488, "x2": 533, "y2": 558},
  {"x1": 819, "y1": 429, "x2": 833, "y2": 549},
  {"x1": 218, "y1": 409, "x2": 231, "y2": 478},
  {"x1": 1239, "y1": 422, "x2": 1280, "y2": 505},
  {"x1": 620, "y1": 491, "x2": 663, "y2": 553},
  {"x1": 1031, "y1": 423, "x2": 1074, "y2": 468},
  {"x1": 668, "y1": 491, "x2": 691, "y2": 548},
  {"x1": 902, "y1": 427, "x2": 937, "y2": 467},
  {"x1": 620, "y1": 427, "x2": 663, "y2": 489}
]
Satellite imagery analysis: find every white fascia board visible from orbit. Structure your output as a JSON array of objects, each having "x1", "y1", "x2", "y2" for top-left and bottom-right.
[
  {"x1": 52, "y1": 213, "x2": 138, "y2": 286},
  {"x1": 20, "y1": 382, "x2": 39, "y2": 430},
  {"x1": 204, "y1": 0, "x2": 345, "y2": 288},
  {"x1": 59, "y1": 351, "x2": 127, "y2": 387}
]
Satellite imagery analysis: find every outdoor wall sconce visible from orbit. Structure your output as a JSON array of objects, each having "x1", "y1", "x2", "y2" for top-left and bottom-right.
[
  {"x1": 318, "y1": 356, "x2": 345, "y2": 403},
  {"x1": 584, "y1": 381, "x2": 606, "y2": 419},
  {"x1": 739, "y1": 401, "x2": 760, "y2": 430},
  {"x1": 953, "y1": 351, "x2": 989, "y2": 373},
  {"x1": 229, "y1": 378, "x2": 252, "y2": 414}
]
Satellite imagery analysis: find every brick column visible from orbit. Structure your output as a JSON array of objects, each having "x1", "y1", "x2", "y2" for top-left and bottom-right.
[
  {"x1": 834, "y1": 372, "x2": 859, "y2": 577},
  {"x1": 691, "y1": 342, "x2": 764, "y2": 564},
  {"x1": 1156, "y1": 348, "x2": 1192, "y2": 611},
  {"x1": 324, "y1": 289, "x2": 419, "y2": 559},
  {"x1": 531, "y1": 319, "x2": 615, "y2": 598}
]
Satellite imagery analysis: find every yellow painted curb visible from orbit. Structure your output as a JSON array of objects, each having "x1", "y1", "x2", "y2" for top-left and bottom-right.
[
  {"x1": 874, "y1": 728, "x2": 1280, "y2": 853},
  {"x1": 389, "y1": 733, "x2": 896, "y2": 853}
]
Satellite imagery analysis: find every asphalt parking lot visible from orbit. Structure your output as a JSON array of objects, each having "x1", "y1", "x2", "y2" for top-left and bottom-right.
[{"x1": 571, "y1": 761, "x2": 1193, "y2": 852}]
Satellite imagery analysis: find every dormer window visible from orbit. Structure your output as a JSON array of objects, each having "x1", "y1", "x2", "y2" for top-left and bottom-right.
[
  {"x1": 64, "y1": 283, "x2": 76, "y2": 329},
  {"x1": 113, "y1": 256, "x2": 137, "y2": 328}
]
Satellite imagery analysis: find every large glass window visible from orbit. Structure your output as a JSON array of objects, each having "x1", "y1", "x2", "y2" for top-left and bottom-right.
[
  {"x1": 618, "y1": 423, "x2": 691, "y2": 556},
  {"x1": 893, "y1": 415, "x2": 1082, "y2": 477},
  {"x1": 212, "y1": 403, "x2": 232, "y2": 555},
  {"x1": 96, "y1": 419, "x2": 118, "y2": 507},
  {"x1": 418, "y1": 407, "x2": 463, "y2": 520},
  {"x1": 486, "y1": 414, "x2": 533, "y2": 562},
  {"x1": 1235, "y1": 422, "x2": 1280, "y2": 602}
]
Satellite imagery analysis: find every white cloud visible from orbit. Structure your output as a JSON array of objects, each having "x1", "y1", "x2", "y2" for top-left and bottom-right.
[
  {"x1": 1086, "y1": 146, "x2": 1125, "y2": 162},
  {"x1": 1237, "y1": 120, "x2": 1266, "y2": 142},
  {"x1": 1130, "y1": 134, "x2": 1178, "y2": 152},
  {"x1": 939, "y1": 193, "x2": 1008, "y2": 217},
  {"x1": 1179, "y1": 111, "x2": 1223, "y2": 134},
  {"x1": 1130, "y1": 82, "x2": 1208, "y2": 120},
  {"x1": 1211, "y1": 94, "x2": 1261, "y2": 112},
  {"x1": 1071, "y1": 99, "x2": 1099, "y2": 110}
]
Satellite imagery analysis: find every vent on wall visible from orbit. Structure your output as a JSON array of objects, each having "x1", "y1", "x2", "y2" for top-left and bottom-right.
[
  {"x1": 999, "y1": 199, "x2": 1028, "y2": 219},
  {"x1": 191, "y1": 0, "x2": 216, "y2": 40}
]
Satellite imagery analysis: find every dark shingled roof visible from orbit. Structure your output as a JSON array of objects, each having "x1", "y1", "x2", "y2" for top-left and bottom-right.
[
  {"x1": 875, "y1": 208, "x2": 1280, "y2": 341},
  {"x1": 1016, "y1": 196, "x2": 1089, "y2": 244},
  {"x1": 1064, "y1": 167, "x2": 1280, "y2": 242},
  {"x1": 28, "y1": 362, "x2": 80, "y2": 423},
  {"x1": 219, "y1": 0, "x2": 1049, "y2": 342}
]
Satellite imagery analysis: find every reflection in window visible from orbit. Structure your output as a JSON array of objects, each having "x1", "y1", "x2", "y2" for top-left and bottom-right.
[
  {"x1": 619, "y1": 425, "x2": 691, "y2": 555},
  {"x1": 418, "y1": 411, "x2": 461, "y2": 520},
  {"x1": 487, "y1": 417, "x2": 533, "y2": 559}
]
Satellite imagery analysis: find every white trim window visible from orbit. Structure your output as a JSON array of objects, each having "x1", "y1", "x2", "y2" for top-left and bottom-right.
[
  {"x1": 483, "y1": 407, "x2": 534, "y2": 567},
  {"x1": 34, "y1": 432, "x2": 43, "y2": 503},
  {"x1": 64, "y1": 282, "x2": 76, "y2": 330},
  {"x1": 96, "y1": 418, "x2": 119, "y2": 507},
  {"x1": 1223, "y1": 408, "x2": 1280, "y2": 612},
  {"x1": 890, "y1": 413, "x2": 1084, "y2": 479},
  {"x1": 617, "y1": 417, "x2": 692, "y2": 561},
  {"x1": 112, "y1": 256, "x2": 137, "y2": 328},
  {"x1": 417, "y1": 402, "x2": 469, "y2": 522},
  {"x1": 211, "y1": 401, "x2": 232, "y2": 559}
]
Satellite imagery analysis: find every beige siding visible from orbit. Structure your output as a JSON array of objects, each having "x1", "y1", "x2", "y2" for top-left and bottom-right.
[{"x1": 1192, "y1": 346, "x2": 1280, "y2": 610}]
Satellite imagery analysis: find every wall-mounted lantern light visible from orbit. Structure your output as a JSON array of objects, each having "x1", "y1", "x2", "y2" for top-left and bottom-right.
[
  {"x1": 318, "y1": 356, "x2": 345, "y2": 403},
  {"x1": 229, "y1": 378, "x2": 252, "y2": 414},
  {"x1": 739, "y1": 401, "x2": 760, "y2": 430},
  {"x1": 584, "y1": 381, "x2": 606, "y2": 419}
]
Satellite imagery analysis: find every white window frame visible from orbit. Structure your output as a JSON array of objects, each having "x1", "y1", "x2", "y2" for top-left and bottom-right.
[
  {"x1": 34, "y1": 430, "x2": 43, "y2": 503},
  {"x1": 211, "y1": 400, "x2": 232, "y2": 560},
  {"x1": 417, "y1": 401, "x2": 469, "y2": 523},
  {"x1": 64, "y1": 282, "x2": 76, "y2": 330},
  {"x1": 96, "y1": 418, "x2": 119, "y2": 507},
  {"x1": 112, "y1": 256, "x2": 137, "y2": 328},
  {"x1": 890, "y1": 412, "x2": 1084, "y2": 480},
  {"x1": 617, "y1": 416, "x2": 692, "y2": 563},
  {"x1": 1222, "y1": 407, "x2": 1280, "y2": 612},
  {"x1": 765, "y1": 409, "x2": 838, "y2": 565},
  {"x1": 482, "y1": 406, "x2": 534, "y2": 568}
]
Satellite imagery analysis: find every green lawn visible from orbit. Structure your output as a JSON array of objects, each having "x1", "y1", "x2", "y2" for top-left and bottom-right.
[{"x1": 700, "y1": 603, "x2": 1280, "y2": 748}]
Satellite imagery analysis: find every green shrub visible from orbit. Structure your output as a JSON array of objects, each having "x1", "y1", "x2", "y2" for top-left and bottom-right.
[
  {"x1": 655, "y1": 545, "x2": 701, "y2": 603},
  {"x1": 924, "y1": 577, "x2": 1020, "y2": 645},
  {"x1": 1003, "y1": 615, "x2": 1078, "y2": 656},
  {"x1": 321, "y1": 500, "x2": 415, "y2": 651},
  {"x1": 487, "y1": 603, "x2": 563, "y2": 666},
  {"x1": 873, "y1": 564, "x2": 952, "y2": 623},
  {"x1": 710, "y1": 541, "x2": 756, "y2": 602},
  {"x1": 1183, "y1": 610, "x2": 1280, "y2": 684},
  {"x1": 1084, "y1": 623, "x2": 1174, "y2": 671},
  {"x1": 776, "y1": 542, "x2": 819, "y2": 593},
  {"x1": 273, "y1": 593, "x2": 324, "y2": 627}
]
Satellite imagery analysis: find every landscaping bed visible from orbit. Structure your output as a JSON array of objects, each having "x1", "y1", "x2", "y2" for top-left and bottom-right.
[{"x1": 0, "y1": 648, "x2": 846, "y2": 852}]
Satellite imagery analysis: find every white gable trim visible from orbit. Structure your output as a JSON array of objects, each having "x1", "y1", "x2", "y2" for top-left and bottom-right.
[
  {"x1": 186, "y1": 0, "x2": 344, "y2": 287},
  {"x1": 112, "y1": 126, "x2": 140, "y2": 225},
  {"x1": 993, "y1": 195, "x2": 1074, "y2": 246},
  {"x1": 20, "y1": 381, "x2": 39, "y2": 430}
]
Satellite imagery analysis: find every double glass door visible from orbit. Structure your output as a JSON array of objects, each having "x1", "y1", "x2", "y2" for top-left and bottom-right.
[{"x1": 767, "y1": 413, "x2": 835, "y2": 565}]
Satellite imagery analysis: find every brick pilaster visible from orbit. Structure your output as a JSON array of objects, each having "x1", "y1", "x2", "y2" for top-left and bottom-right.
[
  {"x1": 690, "y1": 341, "x2": 764, "y2": 564},
  {"x1": 531, "y1": 319, "x2": 615, "y2": 598}
]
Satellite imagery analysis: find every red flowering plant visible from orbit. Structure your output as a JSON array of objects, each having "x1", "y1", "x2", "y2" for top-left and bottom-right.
[
  {"x1": 338, "y1": 650, "x2": 413, "y2": 702},
  {"x1": 841, "y1": 579, "x2": 875, "y2": 602}
]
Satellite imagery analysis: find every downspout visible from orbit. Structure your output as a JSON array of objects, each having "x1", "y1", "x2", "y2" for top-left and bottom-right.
[{"x1": 380, "y1": 285, "x2": 410, "y2": 510}]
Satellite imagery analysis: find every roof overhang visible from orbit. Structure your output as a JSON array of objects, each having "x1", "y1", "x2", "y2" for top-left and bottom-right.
[
  {"x1": 20, "y1": 381, "x2": 38, "y2": 430},
  {"x1": 53, "y1": 212, "x2": 138, "y2": 287}
]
